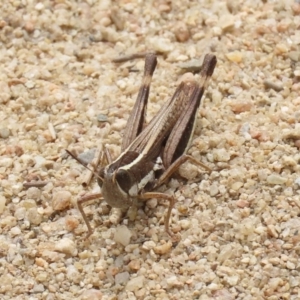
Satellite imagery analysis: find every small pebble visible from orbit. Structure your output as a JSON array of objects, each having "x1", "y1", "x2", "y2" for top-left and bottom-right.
[
  {"x1": 35, "y1": 2, "x2": 44, "y2": 11},
  {"x1": 209, "y1": 184, "x2": 219, "y2": 196},
  {"x1": 219, "y1": 14, "x2": 235, "y2": 32},
  {"x1": 0, "y1": 128, "x2": 10, "y2": 138},
  {"x1": 14, "y1": 207, "x2": 26, "y2": 220},
  {"x1": 21, "y1": 199, "x2": 36, "y2": 209},
  {"x1": 54, "y1": 238, "x2": 77, "y2": 256},
  {"x1": 125, "y1": 275, "x2": 144, "y2": 292},
  {"x1": 115, "y1": 272, "x2": 130, "y2": 285},
  {"x1": 230, "y1": 100, "x2": 253, "y2": 113},
  {"x1": 0, "y1": 216, "x2": 17, "y2": 228},
  {"x1": 52, "y1": 191, "x2": 71, "y2": 211},
  {"x1": 166, "y1": 275, "x2": 182, "y2": 287},
  {"x1": 282, "y1": 129, "x2": 300, "y2": 140},
  {"x1": 174, "y1": 22, "x2": 190, "y2": 42},
  {"x1": 225, "y1": 275, "x2": 240, "y2": 286},
  {"x1": 275, "y1": 43, "x2": 289, "y2": 54},
  {"x1": 289, "y1": 51, "x2": 300, "y2": 62},
  {"x1": 67, "y1": 265, "x2": 81, "y2": 283},
  {"x1": 83, "y1": 65, "x2": 97, "y2": 76},
  {"x1": 77, "y1": 148, "x2": 96, "y2": 165},
  {"x1": 65, "y1": 216, "x2": 79, "y2": 232},
  {"x1": 97, "y1": 114, "x2": 108, "y2": 122},
  {"x1": 128, "y1": 259, "x2": 140, "y2": 272},
  {"x1": 10, "y1": 226, "x2": 21, "y2": 236},
  {"x1": 27, "y1": 207, "x2": 42, "y2": 225},
  {"x1": 110, "y1": 7, "x2": 125, "y2": 31},
  {"x1": 31, "y1": 284, "x2": 45, "y2": 293},
  {"x1": 267, "y1": 174, "x2": 287, "y2": 185},
  {"x1": 218, "y1": 245, "x2": 233, "y2": 263},
  {"x1": 232, "y1": 179, "x2": 244, "y2": 190},
  {"x1": 109, "y1": 208, "x2": 122, "y2": 224},
  {"x1": 213, "y1": 149, "x2": 230, "y2": 162},
  {"x1": 149, "y1": 37, "x2": 173, "y2": 53},
  {"x1": 0, "y1": 157, "x2": 13, "y2": 168},
  {"x1": 236, "y1": 199, "x2": 249, "y2": 208},
  {"x1": 35, "y1": 257, "x2": 48, "y2": 268},
  {"x1": 27, "y1": 187, "x2": 41, "y2": 200},
  {"x1": 263, "y1": 80, "x2": 283, "y2": 92},
  {"x1": 225, "y1": 51, "x2": 243, "y2": 63},
  {"x1": 81, "y1": 289, "x2": 103, "y2": 300},
  {"x1": 5, "y1": 145, "x2": 24, "y2": 156},
  {"x1": 267, "y1": 225, "x2": 278, "y2": 238},
  {"x1": 178, "y1": 60, "x2": 203, "y2": 72},
  {"x1": 179, "y1": 219, "x2": 191, "y2": 230},
  {"x1": 153, "y1": 241, "x2": 172, "y2": 255},
  {"x1": 114, "y1": 225, "x2": 132, "y2": 246},
  {"x1": 142, "y1": 241, "x2": 156, "y2": 251},
  {"x1": 269, "y1": 278, "x2": 283, "y2": 290},
  {"x1": 286, "y1": 261, "x2": 295, "y2": 270}
]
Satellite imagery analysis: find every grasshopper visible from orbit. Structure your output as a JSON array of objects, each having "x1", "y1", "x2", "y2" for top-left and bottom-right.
[{"x1": 67, "y1": 53, "x2": 217, "y2": 238}]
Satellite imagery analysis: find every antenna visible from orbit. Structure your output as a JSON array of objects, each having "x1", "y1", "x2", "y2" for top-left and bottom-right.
[{"x1": 65, "y1": 150, "x2": 104, "y2": 183}]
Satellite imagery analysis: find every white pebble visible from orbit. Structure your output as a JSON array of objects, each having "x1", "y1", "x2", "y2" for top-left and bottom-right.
[
  {"x1": 115, "y1": 272, "x2": 130, "y2": 285},
  {"x1": 27, "y1": 187, "x2": 41, "y2": 199},
  {"x1": 183, "y1": 238, "x2": 192, "y2": 247},
  {"x1": 180, "y1": 219, "x2": 191, "y2": 230},
  {"x1": 231, "y1": 182, "x2": 243, "y2": 191},
  {"x1": 125, "y1": 275, "x2": 144, "y2": 292},
  {"x1": 286, "y1": 261, "x2": 295, "y2": 270},
  {"x1": 209, "y1": 184, "x2": 219, "y2": 196},
  {"x1": 114, "y1": 225, "x2": 132, "y2": 246},
  {"x1": 31, "y1": 284, "x2": 44, "y2": 293},
  {"x1": 0, "y1": 216, "x2": 17, "y2": 228},
  {"x1": 166, "y1": 275, "x2": 180, "y2": 287},
  {"x1": 213, "y1": 149, "x2": 230, "y2": 162},
  {"x1": 55, "y1": 238, "x2": 77, "y2": 256},
  {"x1": 34, "y1": 155, "x2": 46, "y2": 167},
  {"x1": 0, "y1": 157, "x2": 13, "y2": 168},
  {"x1": 146, "y1": 198, "x2": 157, "y2": 209},
  {"x1": 109, "y1": 208, "x2": 122, "y2": 224},
  {"x1": 269, "y1": 277, "x2": 283, "y2": 290},
  {"x1": 225, "y1": 275, "x2": 239, "y2": 286},
  {"x1": 12, "y1": 183, "x2": 23, "y2": 195},
  {"x1": 217, "y1": 245, "x2": 233, "y2": 263},
  {"x1": 27, "y1": 207, "x2": 42, "y2": 225},
  {"x1": 149, "y1": 37, "x2": 173, "y2": 53},
  {"x1": 35, "y1": 3, "x2": 44, "y2": 11},
  {"x1": 12, "y1": 253, "x2": 23, "y2": 266},
  {"x1": 10, "y1": 226, "x2": 21, "y2": 236},
  {"x1": 14, "y1": 207, "x2": 26, "y2": 220},
  {"x1": 0, "y1": 128, "x2": 10, "y2": 138},
  {"x1": 142, "y1": 241, "x2": 156, "y2": 251},
  {"x1": 67, "y1": 265, "x2": 80, "y2": 283},
  {"x1": 267, "y1": 174, "x2": 287, "y2": 185},
  {"x1": 81, "y1": 289, "x2": 103, "y2": 300}
]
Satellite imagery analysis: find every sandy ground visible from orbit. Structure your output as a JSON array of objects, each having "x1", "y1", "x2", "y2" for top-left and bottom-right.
[{"x1": 1, "y1": 0, "x2": 300, "y2": 299}]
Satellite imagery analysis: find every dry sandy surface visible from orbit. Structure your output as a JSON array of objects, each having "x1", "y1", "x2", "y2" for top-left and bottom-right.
[{"x1": 1, "y1": 0, "x2": 300, "y2": 299}]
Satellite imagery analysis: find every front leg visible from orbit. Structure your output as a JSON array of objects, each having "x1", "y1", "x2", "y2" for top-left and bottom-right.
[
  {"x1": 77, "y1": 193, "x2": 103, "y2": 239},
  {"x1": 139, "y1": 191, "x2": 175, "y2": 236}
]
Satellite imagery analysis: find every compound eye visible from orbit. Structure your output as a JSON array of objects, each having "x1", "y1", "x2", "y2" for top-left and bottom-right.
[{"x1": 115, "y1": 169, "x2": 132, "y2": 193}]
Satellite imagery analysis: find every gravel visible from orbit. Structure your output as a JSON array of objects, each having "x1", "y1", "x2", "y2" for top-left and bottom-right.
[{"x1": 1, "y1": 0, "x2": 300, "y2": 299}]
